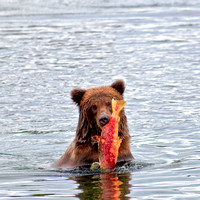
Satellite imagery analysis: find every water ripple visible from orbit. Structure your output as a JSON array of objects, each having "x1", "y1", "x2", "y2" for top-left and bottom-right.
[{"x1": 0, "y1": 0, "x2": 200, "y2": 199}]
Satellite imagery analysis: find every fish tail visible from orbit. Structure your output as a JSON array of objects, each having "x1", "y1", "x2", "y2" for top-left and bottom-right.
[{"x1": 112, "y1": 99, "x2": 126, "y2": 114}]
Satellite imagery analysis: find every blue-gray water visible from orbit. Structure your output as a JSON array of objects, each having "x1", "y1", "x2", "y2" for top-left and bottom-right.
[{"x1": 0, "y1": 0, "x2": 200, "y2": 199}]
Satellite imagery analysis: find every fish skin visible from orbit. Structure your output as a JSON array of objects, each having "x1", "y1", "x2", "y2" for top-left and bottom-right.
[{"x1": 92, "y1": 99, "x2": 126, "y2": 170}]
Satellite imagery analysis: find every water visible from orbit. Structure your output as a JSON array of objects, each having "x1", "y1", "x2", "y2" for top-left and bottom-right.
[{"x1": 0, "y1": 0, "x2": 200, "y2": 199}]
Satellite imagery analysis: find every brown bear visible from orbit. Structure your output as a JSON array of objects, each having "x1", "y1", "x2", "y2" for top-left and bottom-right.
[{"x1": 53, "y1": 80, "x2": 133, "y2": 168}]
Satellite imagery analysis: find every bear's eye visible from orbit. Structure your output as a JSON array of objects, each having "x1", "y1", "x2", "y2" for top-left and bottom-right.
[
  {"x1": 106, "y1": 102, "x2": 112, "y2": 112},
  {"x1": 91, "y1": 105, "x2": 97, "y2": 112},
  {"x1": 106, "y1": 102, "x2": 111, "y2": 107}
]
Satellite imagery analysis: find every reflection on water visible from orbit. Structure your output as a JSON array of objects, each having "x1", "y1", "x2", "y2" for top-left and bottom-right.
[{"x1": 72, "y1": 172, "x2": 131, "y2": 200}]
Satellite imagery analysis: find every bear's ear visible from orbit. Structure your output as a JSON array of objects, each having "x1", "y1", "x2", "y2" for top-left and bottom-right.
[
  {"x1": 71, "y1": 88, "x2": 86, "y2": 105},
  {"x1": 111, "y1": 80, "x2": 125, "y2": 95}
]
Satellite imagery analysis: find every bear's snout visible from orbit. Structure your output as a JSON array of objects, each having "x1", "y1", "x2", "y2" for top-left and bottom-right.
[{"x1": 99, "y1": 114, "x2": 110, "y2": 127}]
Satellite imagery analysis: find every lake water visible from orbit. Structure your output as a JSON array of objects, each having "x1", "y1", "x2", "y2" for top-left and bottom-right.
[{"x1": 0, "y1": 0, "x2": 200, "y2": 199}]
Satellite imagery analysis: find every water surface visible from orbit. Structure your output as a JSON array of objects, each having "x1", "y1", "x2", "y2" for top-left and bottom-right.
[{"x1": 0, "y1": 0, "x2": 200, "y2": 199}]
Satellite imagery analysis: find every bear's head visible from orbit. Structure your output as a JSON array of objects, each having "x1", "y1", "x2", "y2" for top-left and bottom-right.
[{"x1": 71, "y1": 80, "x2": 129, "y2": 143}]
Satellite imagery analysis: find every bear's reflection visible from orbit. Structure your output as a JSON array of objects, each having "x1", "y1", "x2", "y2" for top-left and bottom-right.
[{"x1": 71, "y1": 172, "x2": 131, "y2": 200}]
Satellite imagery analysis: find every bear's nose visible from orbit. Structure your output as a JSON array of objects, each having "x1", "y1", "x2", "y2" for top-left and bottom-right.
[{"x1": 99, "y1": 114, "x2": 110, "y2": 127}]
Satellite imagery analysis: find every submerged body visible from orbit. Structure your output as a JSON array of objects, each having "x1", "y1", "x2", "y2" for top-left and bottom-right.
[{"x1": 93, "y1": 99, "x2": 126, "y2": 170}]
